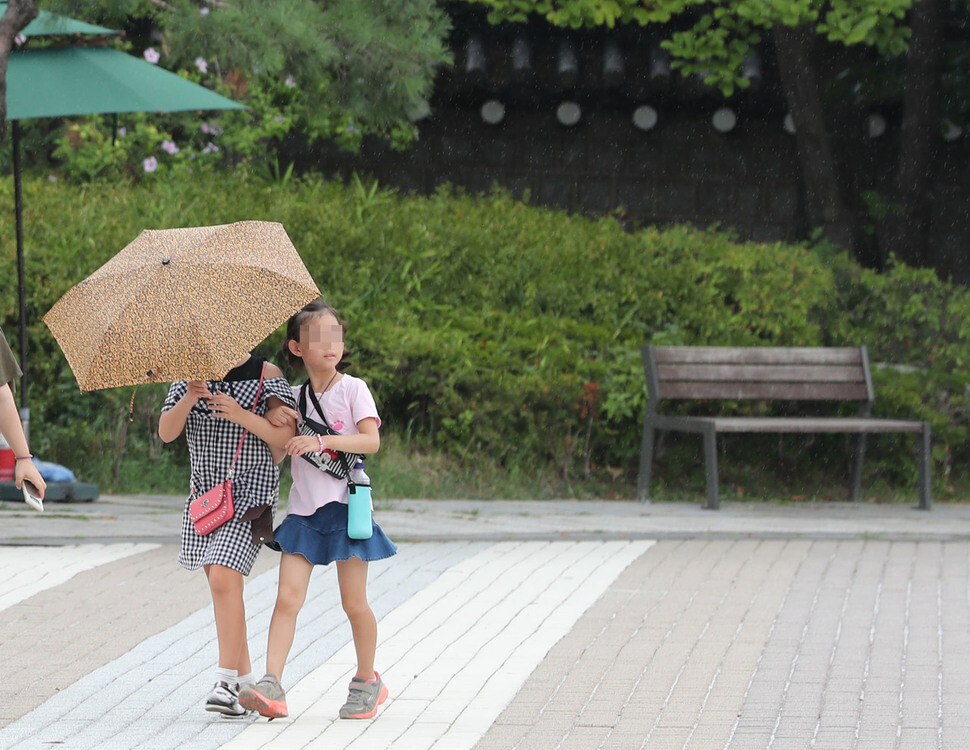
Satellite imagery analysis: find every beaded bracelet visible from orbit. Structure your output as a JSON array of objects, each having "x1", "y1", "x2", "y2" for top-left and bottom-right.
[{"x1": 317, "y1": 436, "x2": 325, "y2": 454}]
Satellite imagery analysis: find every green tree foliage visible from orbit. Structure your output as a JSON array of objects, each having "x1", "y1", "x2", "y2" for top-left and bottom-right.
[
  {"x1": 469, "y1": 0, "x2": 969, "y2": 268},
  {"x1": 41, "y1": 0, "x2": 452, "y2": 148},
  {"x1": 473, "y1": 0, "x2": 912, "y2": 95}
]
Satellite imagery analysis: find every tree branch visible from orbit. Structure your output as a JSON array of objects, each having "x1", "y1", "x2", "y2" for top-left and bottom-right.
[
  {"x1": 771, "y1": 23, "x2": 856, "y2": 252},
  {"x1": 0, "y1": 0, "x2": 39, "y2": 142}
]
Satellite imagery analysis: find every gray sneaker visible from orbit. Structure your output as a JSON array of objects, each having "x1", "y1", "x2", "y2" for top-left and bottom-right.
[
  {"x1": 239, "y1": 675, "x2": 288, "y2": 719},
  {"x1": 205, "y1": 681, "x2": 246, "y2": 717},
  {"x1": 339, "y1": 672, "x2": 388, "y2": 719}
]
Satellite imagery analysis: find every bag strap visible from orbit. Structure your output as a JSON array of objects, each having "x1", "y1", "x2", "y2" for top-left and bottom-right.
[
  {"x1": 301, "y1": 379, "x2": 356, "y2": 485},
  {"x1": 226, "y1": 363, "x2": 266, "y2": 479}
]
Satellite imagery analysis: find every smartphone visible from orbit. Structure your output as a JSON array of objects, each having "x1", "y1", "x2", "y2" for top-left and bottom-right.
[{"x1": 22, "y1": 480, "x2": 44, "y2": 512}]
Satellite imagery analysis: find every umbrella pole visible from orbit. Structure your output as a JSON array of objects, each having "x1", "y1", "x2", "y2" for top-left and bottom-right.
[{"x1": 13, "y1": 120, "x2": 28, "y2": 414}]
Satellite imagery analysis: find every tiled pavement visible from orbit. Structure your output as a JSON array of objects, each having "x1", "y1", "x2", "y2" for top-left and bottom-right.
[{"x1": 1, "y1": 495, "x2": 969, "y2": 749}]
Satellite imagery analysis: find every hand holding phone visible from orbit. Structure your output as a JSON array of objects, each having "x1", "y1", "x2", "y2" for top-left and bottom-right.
[{"x1": 22, "y1": 480, "x2": 44, "y2": 512}]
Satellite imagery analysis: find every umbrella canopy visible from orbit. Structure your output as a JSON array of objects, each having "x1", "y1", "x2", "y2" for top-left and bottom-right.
[
  {"x1": 6, "y1": 46, "x2": 246, "y2": 120},
  {"x1": 43, "y1": 221, "x2": 320, "y2": 391},
  {"x1": 0, "y1": 2, "x2": 117, "y2": 37}
]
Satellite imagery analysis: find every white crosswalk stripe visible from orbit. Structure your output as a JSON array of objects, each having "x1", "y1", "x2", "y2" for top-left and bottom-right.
[{"x1": 228, "y1": 540, "x2": 653, "y2": 750}]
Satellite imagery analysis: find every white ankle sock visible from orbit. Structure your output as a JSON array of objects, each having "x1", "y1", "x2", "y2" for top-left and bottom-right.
[
  {"x1": 215, "y1": 667, "x2": 237, "y2": 686},
  {"x1": 237, "y1": 671, "x2": 254, "y2": 687}
]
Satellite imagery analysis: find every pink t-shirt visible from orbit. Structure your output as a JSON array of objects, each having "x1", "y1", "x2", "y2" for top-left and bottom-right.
[{"x1": 286, "y1": 374, "x2": 381, "y2": 517}]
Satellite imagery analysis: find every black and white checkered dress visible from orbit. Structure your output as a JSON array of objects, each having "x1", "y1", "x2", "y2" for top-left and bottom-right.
[{"x1": 163, "y1": 356, "x2": 295, "y2": 575}]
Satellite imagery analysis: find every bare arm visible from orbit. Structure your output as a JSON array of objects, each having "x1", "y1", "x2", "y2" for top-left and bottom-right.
[
  {"x1": 0, "y1": 383, "x2": 46, "y2": 497},
  {"x1": 158, "y1": 381, "x2": 210, "y2": 443},
  {"x1": 284, "y1": 417, "x2": 380, "y2": 457},
  {"x1": 207, "y1": 363, "x2": 297, "y2": 460}
]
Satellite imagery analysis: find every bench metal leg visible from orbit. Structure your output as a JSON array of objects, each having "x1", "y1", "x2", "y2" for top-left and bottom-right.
[
  {"x1": 637, "y1": 419, "x2": 656, "y2": 503},
  {"x1": 917, "y1": 422, "x2": 932, "y2": 510},
  {"x1": 851, "y1": 434, "x2": 866, "y2": 502},
  {"x1": 703, "y1": 425, "x2": 719, "y2": 510}
]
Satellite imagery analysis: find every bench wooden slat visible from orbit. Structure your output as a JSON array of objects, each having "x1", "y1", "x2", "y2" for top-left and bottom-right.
[
  {"x1": 709, "y1": 417, "x2": 925, "y2": 433},
  {"x1": 657, "y1": 364, "x2": 865, "y2": 383},
  {"x1": 652, "y1": 346, "x2": 863, "y2": 366},
  {"x1": 658, "y1": 382, "x2": 871, "y2": 400}
]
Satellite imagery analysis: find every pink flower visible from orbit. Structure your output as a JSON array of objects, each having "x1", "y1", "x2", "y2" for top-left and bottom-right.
[
  {"x1": 142, "y1": 157, "x2": 158, "y2": 173},
  {"x1": 14, "y1": 34, "x2": 26, "y2": 46},
  {"x1": 118, "y1": 127, "x2": 127, "y2": 137},
  {"x1": 202, "y1": 142, "x2": 219, "y2": 154},
  {"x1": 284, "y1": 75, "x2": 296, "y2": 88},
  {"x1": 200, "y1": 123, "x2": 210, "y2": 134},
  {"x1": 194, "y1": 57, "x2": 208, "y2": 74},
  {"x1": 161, "y1": 140, "x2": 179, "y2": 155},
  {"x1": 143, "y1": 48, "x2": 160, "y2": 64}
]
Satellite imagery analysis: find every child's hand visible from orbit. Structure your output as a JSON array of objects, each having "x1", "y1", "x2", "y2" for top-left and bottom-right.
[
  {"x1": 285, "y1": 435, "x2": 324, "y2": 456},
  {"x1": 208, "y1": 392, "x2": 245, "y2": 423},
  {"x1": 267, "y1": 405, "x2": 300, "y2": 428},
  {"x1": 184, "y1": 380, "x2": 213, "y2": 407}
]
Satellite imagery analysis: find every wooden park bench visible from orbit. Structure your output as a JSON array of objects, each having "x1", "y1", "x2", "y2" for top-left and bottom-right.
[{"x1": 636, "y1": 346, "x2": 931, "y2": 510}]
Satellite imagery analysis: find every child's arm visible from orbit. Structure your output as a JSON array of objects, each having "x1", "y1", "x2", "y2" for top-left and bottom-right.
[
  {"x1": 208, "y1": 394, "x2": 296, "y2": 446},
  {"x1": 0, "y1": 383, "x2": 47, "y2": 497},
  {"x1": 284, "y1": 417, "x2": 380, "y2": 457},
  {"x1": 207, "y1": 362, "x2": 297, "y2": 461},
  {"x1": 264, "y1": 397, "x2": 295, "y2": 463},
  {"x1": 159, "y1": 381, "x2": 212, "y2": 443}
]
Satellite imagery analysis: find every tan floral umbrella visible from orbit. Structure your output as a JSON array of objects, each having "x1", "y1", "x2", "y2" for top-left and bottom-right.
[{"x1": 44, "y1": 221, "x2": 319, "y2": 391}]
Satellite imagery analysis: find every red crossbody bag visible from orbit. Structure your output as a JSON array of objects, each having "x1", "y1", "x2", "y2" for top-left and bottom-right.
[{"x1": 189, "y1": 364, "x2": 265, "y2": 535}]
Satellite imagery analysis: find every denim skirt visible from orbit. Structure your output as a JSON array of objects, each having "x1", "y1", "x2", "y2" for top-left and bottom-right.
[{"x1": 269, "y1": 501, "x2": 397, "y2": 565}]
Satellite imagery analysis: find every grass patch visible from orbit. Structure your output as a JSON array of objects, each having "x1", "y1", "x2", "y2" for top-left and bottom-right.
[
  {"x1": 367, "y1": 432, "x2": 635, "y2": 501},
  {"x1": 60, "y1": 429, "x2": 970, "y2": 504}
]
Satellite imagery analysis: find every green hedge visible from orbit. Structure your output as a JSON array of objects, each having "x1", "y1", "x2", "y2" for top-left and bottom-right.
[{"x1": 1, "y1": 171, "x2": 967, "y2": 496}]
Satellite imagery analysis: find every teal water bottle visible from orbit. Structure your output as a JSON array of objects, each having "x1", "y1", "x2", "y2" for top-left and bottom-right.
[{"x1": 347, "y1": 461, "x2": 373, "y2": 540}]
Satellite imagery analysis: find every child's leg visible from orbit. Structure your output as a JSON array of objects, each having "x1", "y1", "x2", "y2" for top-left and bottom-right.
[
  {"x1": 265, "y1": 552, "x2": 314, "y2": 679},
  {"x1": 336, "y1": 557, "x2": 376, "y2": 680},
  {"x1": 204, "y1": 564, "x2": 250, "y2": 674}
]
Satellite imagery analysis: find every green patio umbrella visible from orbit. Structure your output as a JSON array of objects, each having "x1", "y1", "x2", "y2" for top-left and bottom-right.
[
  {"x1": 8, "y1": 47, "x2": 246, "y2": 119},
  {"x1": 5, "y1": 38, "x2": 245, "y2": 418},
  {"x1": 0, "y1": 1, "x2": 117, "y2": 37}
]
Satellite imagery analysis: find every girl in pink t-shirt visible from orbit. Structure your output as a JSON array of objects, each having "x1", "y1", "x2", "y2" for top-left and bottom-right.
[{"x1": 240, "y1": 301, "x2": 396, "y2": 721}]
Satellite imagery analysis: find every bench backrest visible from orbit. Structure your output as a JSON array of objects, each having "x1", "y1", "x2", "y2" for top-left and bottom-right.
[{"x1": 643, "y1": 345, "x2": 874, "y2": 408}]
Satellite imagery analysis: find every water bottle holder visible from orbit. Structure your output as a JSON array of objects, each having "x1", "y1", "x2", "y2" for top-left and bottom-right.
[{"x1": 347, "y1": 482, "x2": 373, "y2": 540}]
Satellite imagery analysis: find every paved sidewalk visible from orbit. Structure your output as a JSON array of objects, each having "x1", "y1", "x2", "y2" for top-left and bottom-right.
[
  {"x1": 1, "y1": 495, "x2": 969, "y2": 749},
  {"x1": 2, "y1": 494, "x2": 969, "y2": 544}
]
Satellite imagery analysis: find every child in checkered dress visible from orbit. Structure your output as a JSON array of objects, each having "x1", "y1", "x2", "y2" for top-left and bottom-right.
[{"x1": 159, "y1": 354, "x2": 296, "y2": 717}]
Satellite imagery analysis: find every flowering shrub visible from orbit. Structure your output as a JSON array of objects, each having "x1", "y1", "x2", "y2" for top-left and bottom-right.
[
  {"x1": 35, "y1": 0, "x2": 450, "y2": 174},
  {"x1": 41, "y1": 54, "x2": 296, "y2": 182}
]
